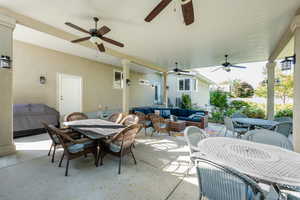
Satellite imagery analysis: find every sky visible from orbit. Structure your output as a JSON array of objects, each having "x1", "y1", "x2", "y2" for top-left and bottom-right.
[{"x1": 196, "y1": 61, "x2": 268, "y2": 88}]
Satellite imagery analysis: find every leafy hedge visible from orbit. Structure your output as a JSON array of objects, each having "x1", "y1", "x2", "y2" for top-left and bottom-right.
[{"x1": 275, "y1": 109, "x2": 293, "y2": 118}]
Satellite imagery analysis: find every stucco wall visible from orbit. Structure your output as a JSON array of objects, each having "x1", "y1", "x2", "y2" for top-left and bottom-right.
[{"x1": 13, "y1": 40, "x2": 161, "y2": 113}]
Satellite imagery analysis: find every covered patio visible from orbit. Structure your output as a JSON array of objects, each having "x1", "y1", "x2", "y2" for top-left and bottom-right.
[{"x1": 0, "y1": 0, "x2": 300, "y2": 200}]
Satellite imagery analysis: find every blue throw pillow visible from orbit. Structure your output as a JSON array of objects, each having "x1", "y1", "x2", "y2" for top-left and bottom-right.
[{"x1": 162, "y1": 110, "x2": 171, "y2": 118}]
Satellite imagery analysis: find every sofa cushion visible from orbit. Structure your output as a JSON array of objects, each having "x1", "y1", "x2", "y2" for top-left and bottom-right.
[
  {"x1": 188, "y1": 114, "x2": 204, "y2": 121},
  {"x1": 178, "y1": 116, "x2": 202, "y2": 122},
  {"x1": 161, "y1": 110, "x2": 171, "y2": 118},
  {"x1": 68, "y1": 140, "x2": 95, "y2": 154}
]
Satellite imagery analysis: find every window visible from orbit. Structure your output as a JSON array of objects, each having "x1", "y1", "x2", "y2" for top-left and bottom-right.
[
  {"x1": 113, "y1": 70, "x2": 123, "y2": 89},
  {"x1": 178, "y1": 78, "x2": 198, "y2": 91}
]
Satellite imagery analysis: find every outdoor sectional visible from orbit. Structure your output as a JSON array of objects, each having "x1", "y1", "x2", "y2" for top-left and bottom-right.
[{"x1": 131, "y1": 107, "x2": 208, "y2": 129}]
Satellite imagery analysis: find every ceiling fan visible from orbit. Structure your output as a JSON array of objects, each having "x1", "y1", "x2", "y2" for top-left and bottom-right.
[
  {"x1": 212, "y1": 55, "x2": 247, "y2": 72},
  {"x1": 145, "y1": 0, "x2": 195, "y2": 26},
  {"x1": 65, "y1": 17, "x2": 124, "y2": 53},
  {"x1": 169, "y1": 62, "x2": 194, "y2": 76}
]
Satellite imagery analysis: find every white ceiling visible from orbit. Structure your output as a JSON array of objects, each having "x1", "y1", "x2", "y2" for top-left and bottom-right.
[{"x1": 2, "y1": 0, "x2": 300, "y2": 70}]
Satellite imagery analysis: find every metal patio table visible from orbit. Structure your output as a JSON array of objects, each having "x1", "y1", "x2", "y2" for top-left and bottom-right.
[
  {"x1": 194, "y1": 137, "x2": 300, "y2": 190},
  {"x1": 233, "y1": 117, "x2": 279, "y2": 129}
]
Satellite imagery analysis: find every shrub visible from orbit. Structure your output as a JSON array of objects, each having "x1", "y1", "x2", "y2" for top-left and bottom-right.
[
  {"x1": 224, "y1": 107, "x2": 238, "y2": 117},
  {"x1": 275, "y1": 109, "x2": 293, "y2": 118},
  {"x1": 230, "y1": 100, "x2": 250, "y2": 110},
  {"x1": 181, "y1": 94, "x2": 192, "y2": 110},
  {"x1": 210, "y1": 90, "x2": 228, "y2": 110},
  {"x1": 210, "y1": 111, "x2": 224, "y2": 123},
  {"x1": 242, "y1": 106, "x2": 265, "y2": 119}
]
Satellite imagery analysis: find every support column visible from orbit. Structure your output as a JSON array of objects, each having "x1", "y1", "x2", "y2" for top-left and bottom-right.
[
  {"x1": 266, "y1": 62, "x2": 276, "y2": 120},
  {"x1": 163, "y1": 72, "x2": 168, "y2": 107},
  {"x1": 122, "y1": 59, "x2": 130, "y2": 114},
  {"x1": 292, "y1": 15, "x2": 300, "y2": 152},
  {"x1": 0, "y1": 14, "x2": 16, "y2": 156}
]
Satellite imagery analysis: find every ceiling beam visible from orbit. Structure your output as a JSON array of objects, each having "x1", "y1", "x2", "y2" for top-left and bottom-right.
[
  {"x1": 0, "y1": 7, "x2": 167, "y2": 72},
  {"x1": 269, "y1": 8, "x2": 300, "y2": 62}
]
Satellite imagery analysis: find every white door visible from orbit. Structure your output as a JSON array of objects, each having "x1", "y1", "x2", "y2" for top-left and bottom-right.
[{"x1": 58, "y1": 73, "x2": 82, "y2": 116}]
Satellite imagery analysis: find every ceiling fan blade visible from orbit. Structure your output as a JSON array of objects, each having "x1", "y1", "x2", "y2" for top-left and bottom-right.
[
  {"x1": 100, "y1": 36, "x2": 124, "y2": 47},
  {"x1": 145, "y1": 0, "x2": 173, "y2": 22},
  {"x1": 181, "y1": 0, "x2": 194, "y2": 25},
  {"x1": 230, "y1": 65, "x2": 247, "y2": 69},
  {"x1": 97, "y1": 26, "x2": 111, "y2": 36},
  {"x1": 97, "y1": 43, "x2": 105, "y2": 52},
  {"x1": 71, "y1": 36, "x2": 91, "y2": 43},
  {"x1": 178, "y1": 69, "x2": 190, "y2": 73},
  {"x1": 211, "y1": 67, "x2": 223, "y2": 72},
  {"x1": 65, "y1": 22, "x2": 90, "y2": 34}
]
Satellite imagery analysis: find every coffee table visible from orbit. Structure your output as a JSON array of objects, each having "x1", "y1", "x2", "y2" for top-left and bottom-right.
[{"x1": 166, "y1": 120, "x2": 186, "y2": 132}]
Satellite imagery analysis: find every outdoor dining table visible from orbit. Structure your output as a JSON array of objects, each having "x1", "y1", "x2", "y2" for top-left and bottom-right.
[
  {"x1": 63, "y1": 119, "x2": 125, "y2": 166},
  {"x1": 63, "y1": 119, "x2": 125, "y2": 140},
  {"x1": 232, "y1": 117, "x2": 279, "y2": 129},
  {"x1": 194, "y1": 137, "x2": 300, "y2": 191}
]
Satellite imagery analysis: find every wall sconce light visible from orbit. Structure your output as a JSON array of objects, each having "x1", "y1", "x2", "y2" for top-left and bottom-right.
[
  {"x1": 40, "y1": 76, "x2": 46, "y2": 84},
  {"x1": 0, "y1": 55, "x2": 12, "y2": 69},
  {"x1": 280, "y1": 54, "x2": 296, "y2": 71}
]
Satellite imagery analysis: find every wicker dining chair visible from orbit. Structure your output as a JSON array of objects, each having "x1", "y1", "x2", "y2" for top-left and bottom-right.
[
  {"x1": 244, "y1": 129, "x2": 294, "y2": 150},
  {"x1": 224, "y1": 117, "x2": 249, "y2": 138},
  {"x1": 135, "y1": 111, "x2": 152, "y2": 135},
  {"x1": 99, "y1": 124, "x2": 142, "y2": 174},
  {"x1": 274, "y1": 121, "x2": 293, "y2": 137},
  {"x1": 42, "y1": 122, "x2": 80, "y2": 163},
  {"x1": 184, "y1": 126, "x2": 207, "y2": 156},
  {"x1": 108, "y1": 112, "x2": 125, "y2": 124},
  {"x1": 195, "y1": 159, "x2": 265, "y2": 200},
  {"x1": 150, "y1": 116, "x2": 170, "y2": 136},
  {"x1": 120, "y1": 114, "x2": 139, "y2": 126},
  {"x1": 47, "y1": 125, "x2": 98, "y2": 176},
  {"x1": 65, "y1": 112, "x2": 88, "y2": 122}
]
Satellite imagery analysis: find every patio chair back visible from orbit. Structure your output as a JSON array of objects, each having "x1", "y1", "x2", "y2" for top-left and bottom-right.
[
  {"x1": 47, "y1": 125, "x2": 75, "y2": 153},
  {"x1": 111, "y1": 124, "x2": 142, "y2": 150},
  {"x1": 65, "y1": 112, "x2": 88, "y2": 122},
  {"x1": 195, "y1": 159, "x2": 265, "y2": 200},
  {"x1": 42, "y1": 122, "x2": 60, "y2": 145},
  {"x1": 274, "y1": 117, "x2": 292, "y2": 122},
  {"x1": 147, "y1": 113, "x2": 160, "y2": 120},
  {"x1": 231, "y1": 112, "x2": 247, "y2": 118},
  {"x1": 134, "y1": 111, "x2": 146, "y2": 121},
  {"x1": 244, "y1": 129, "x2": 293, "y2": 150},
  {"x1": 184, "y1": 126, "x2": 207, "y2": 154},
  {"x1": 224, "y1": 117, "x2": 235, "y2": 132},
  {"x1": 120, "y1": 114, "x2": 139, "y2": 126},
  {"x1": 274, "y1": 122, "x2": 293, "y2": 137},
  {"x1": 108, "y1": 112, "x2": 125, "y2": 124},
  {"x1": 151, "y1": 116, "x2": 166, "y2": 130}
]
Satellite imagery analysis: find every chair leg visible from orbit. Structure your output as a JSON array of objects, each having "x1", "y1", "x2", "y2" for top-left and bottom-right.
[
  {"x1": 51, "y1": 144, "x2": 56, "y2": 163},
  {"x1": 118, "y1": 156, "x2": 122, "y2": 174},
  {"x1": 130, "y1": 148, "x2": 137, "y2": 165},
  {"x1": 48, "y1": 143, "x2": 53, "y2": 156},
  {"x1": 65, "y1": 159, "x2": 70, "y2": 176},
  {"x1": 59, "y1": 152, "x2": 65, "y2": 167},
  {"x1": 92, "y1": 150, "x2": 98, "y2": 167}
]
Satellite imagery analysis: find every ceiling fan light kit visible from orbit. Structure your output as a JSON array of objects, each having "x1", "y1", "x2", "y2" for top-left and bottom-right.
[{"x1": 212, "y1": 55, "x2": 247, "y2": 72}]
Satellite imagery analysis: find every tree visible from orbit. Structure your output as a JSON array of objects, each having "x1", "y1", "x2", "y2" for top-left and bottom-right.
[
  {"x1": 233, "y1": 81, "x2": 254, "y2": 98},
  {"x1": 255, "y1": 71, "x2": 293, "y2": 104},
  {"x1": 181, "y1": 94, "x2": 192, "y2": 109},
  {"x1": 210, "y1": 90, "x2": 228, "y2": 110}
]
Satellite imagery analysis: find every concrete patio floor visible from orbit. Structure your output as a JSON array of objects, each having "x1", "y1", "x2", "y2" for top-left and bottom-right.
[{"x1": 0, "y1": 126, "x2": 209, "y2": 200}]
